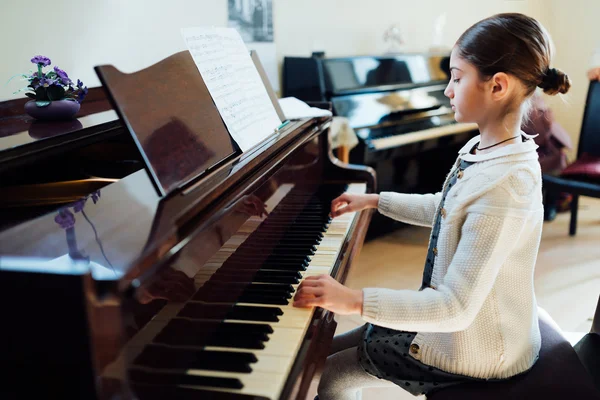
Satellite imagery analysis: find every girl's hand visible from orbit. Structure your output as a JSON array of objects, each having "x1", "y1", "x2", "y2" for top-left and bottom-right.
[
  {"x1": 293, "y1": 274, "x2": 363, "y2": 315},
  {"x1": 330, "y1": 193, "x2": 379, "y2": 218}
]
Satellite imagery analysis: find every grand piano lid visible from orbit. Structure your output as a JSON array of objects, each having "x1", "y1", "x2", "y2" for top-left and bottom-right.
[
  {"x1": 95, "y1": 51, "x2": 238, "y2": 197},
  {"x1": 0, "y1": 168, "x2": 161, "y2": 281}
]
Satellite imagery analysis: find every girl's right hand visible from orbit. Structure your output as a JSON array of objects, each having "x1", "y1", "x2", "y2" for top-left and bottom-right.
[{"x1": 330, "y1": 193, "x2": 379, "y2": 218}]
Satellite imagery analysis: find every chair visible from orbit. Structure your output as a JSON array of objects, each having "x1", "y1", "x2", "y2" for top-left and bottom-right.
[
  {"x1": 573, "y1": 294, "x2": 600, "y2": 392},
  {"x1": 542, "y1": 80, "x2": 600, "y2": 236},
  {"x1": 427, "y1": 307, "x2": 600, "y2": 400}
]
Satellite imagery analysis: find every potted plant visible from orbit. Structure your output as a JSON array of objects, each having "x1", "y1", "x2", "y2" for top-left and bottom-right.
[{"x1": 21, "y1": 55, "x2": 88, "y2": 120}]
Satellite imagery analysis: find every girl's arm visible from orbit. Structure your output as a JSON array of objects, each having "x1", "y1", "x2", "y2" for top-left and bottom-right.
[
  {"x1": 360, "y1": 205, "x2": 530, "y2": 332},
  {"x1": 377, "y1": 191, "x2": 443, "y2": 228}
]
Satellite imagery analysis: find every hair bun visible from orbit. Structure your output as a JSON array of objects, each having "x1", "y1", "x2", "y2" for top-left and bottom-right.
[{"x1": 538, "y1": 67, "x2": 571, "y2": 95}]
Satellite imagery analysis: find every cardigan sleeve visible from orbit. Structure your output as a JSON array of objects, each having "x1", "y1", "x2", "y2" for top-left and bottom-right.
[
  {"x1": 361, "y1": 204, "x2": 528, "y2": 332},
  {"x1": 377, "y1": 191, "x2": 443, "y2": 228}
]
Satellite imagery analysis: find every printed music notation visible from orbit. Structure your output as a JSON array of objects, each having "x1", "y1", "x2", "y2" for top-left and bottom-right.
[{"x1": 181, "y1": 27, "x2": 282, "y2": 152}]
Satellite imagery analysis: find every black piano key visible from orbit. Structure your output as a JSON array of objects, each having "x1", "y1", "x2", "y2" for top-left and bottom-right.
[
  {"x1": 192, "y1": 289, "x2": 290, "y2": 305},
  {"x1": 256, "y1": 220, "x2": 325, "y2": 226},
  {"x1": 231, "y1": 247, "x2": 315, "y2": 258},
  {"x1": 133, "y1": 345, "x2": 257, "y2": 372},
  {"x1": 250, "y1": 233, "x2": 323, "y2": 242},
  {"x1": 128, "y1": 369, "x2": 243, "y2": 389},
  {"x1": 154, "y1": 319, "x2": 272, "y2": 348},
  {"x1": 130, "y1": 383, "x2": 270, "y2": 400},
  {"x1": 246, "y1": 241, "x2": 318, "y2": 251},
  {"x1": 210, "y1": 270, "x2": 300, "y2": 285},
  {"x1": 238, "y1": 293, "x2": 290, "y2": 305},
  {"x1": 225, "y1": 257, "x2": 310, "y2": 269},
  {"x1": 194, "y1": 285, "x2": 292, "y2": 303},
  {"x1": 178, "y1": 303, "x2": 282, "y2": 322},
  {"x1": 201, "y1": 282, "x2": 294, "y2": 293},
  {"x1": 155, "y1": 330, "x2": 268, "y2": 350},
  {"x1": 218, "y1": 262, "x2": 308, "y2": 272}
]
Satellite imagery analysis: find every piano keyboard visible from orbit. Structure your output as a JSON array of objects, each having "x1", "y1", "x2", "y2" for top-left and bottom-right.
[
  {"x1": 109, "y1": 182, "x2": 367, "y2": 399},
  {"x1": 368, "y1": 122, "x2": 478, "y2": 150}
]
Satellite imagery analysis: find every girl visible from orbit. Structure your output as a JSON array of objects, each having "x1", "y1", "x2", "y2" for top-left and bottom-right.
[{"x1": 292, "y1": 13, "x2": 571, "y2": 399}]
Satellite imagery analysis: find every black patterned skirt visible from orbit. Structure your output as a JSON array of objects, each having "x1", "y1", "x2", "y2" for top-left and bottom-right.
[{"x1": 357, "y1": 323, "x2": 484, "y2": 397}]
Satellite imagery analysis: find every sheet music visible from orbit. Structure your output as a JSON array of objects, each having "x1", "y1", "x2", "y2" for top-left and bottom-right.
[{"x1": 181, "y1": 27, "x2": 282, "y2": 152}]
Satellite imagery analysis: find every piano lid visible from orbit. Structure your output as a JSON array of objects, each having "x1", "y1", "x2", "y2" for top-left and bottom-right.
[
  {"x1": 332, "y1": 83, "x2": 451, "y2": 130},
  {"x1": 95, "y1": 51, "x2": 238, "y2": 197},
  {"x1": 321, "y1": 53, "x2": 450, "y2": 95}
]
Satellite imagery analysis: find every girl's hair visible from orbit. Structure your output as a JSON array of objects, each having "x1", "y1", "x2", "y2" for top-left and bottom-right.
[{"x1": 455, "y1": 13, "x2": 570, "y2": 97}]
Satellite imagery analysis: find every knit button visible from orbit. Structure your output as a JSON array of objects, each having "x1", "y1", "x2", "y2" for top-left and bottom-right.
[
  {"x1": 440, "y1": 208, "x2": 447, "y2": 218},
  {"x1": 410, "y1": 343, "x2": 420, "y2": 355},
  {"x1": 458, "y1": 170, "x2": 464, "y2": 179},
  {"x1": 433, "y1": 247, "x2": 438, "y2": 256}
]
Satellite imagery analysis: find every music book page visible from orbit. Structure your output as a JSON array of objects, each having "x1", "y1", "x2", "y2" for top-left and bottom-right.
[{"x1": 181, "y1": 27, "x2": 282, "y2": 152}]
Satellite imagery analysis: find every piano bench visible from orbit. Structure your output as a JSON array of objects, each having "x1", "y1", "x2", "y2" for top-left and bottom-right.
[{"x1": 427, "y1": 308, "x2": 600, "y2": 400}]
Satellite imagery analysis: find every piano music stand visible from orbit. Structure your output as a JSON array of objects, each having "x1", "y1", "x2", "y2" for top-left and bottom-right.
[{"x1": 95, "y1": 51, "x2": 238, "y2": 197}]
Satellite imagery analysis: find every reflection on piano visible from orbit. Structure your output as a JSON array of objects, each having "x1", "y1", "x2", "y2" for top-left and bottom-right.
[
  {"x1": 0, "y1": 50, "x2": 375, "y2": 400},
  {"x1": 283, "y1": 53, "x2": 479, "y2": 237}
]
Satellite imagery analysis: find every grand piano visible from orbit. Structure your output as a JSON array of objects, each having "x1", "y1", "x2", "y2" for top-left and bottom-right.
[
  {"x1": 0, "y1": 50, "x2": 375, "y2": 399},
  {"x1": 283, "y1": 53, "x2": 479, "y2": 236}
]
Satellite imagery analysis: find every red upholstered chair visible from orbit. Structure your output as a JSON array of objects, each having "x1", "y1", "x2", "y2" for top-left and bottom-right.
[{"x1": 543, "y1": 80, "x2": 600, "y2": 235}]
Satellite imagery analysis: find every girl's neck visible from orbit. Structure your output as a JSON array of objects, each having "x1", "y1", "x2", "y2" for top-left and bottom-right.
[{"x1": 476, "y1": 112, "x2": 523, "y2": 154}]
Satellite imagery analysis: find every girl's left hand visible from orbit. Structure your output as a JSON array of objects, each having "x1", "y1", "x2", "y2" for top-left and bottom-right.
[{"x1": 293, "y1": 274, "x2": 363, "y2": 315}]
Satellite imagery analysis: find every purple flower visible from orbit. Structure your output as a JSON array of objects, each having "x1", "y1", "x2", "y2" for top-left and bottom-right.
[
  {"x1": 53, "y1": 66, "x2": 71, "y2": 85},
  {"x1": 90, "y1": 191, "x2": 101, "y2": 204},
  {"x1": 77, "y1": 86, "x2": 88, "y2": 103},
  {"x1": 72, "y1": 198, "x2": 86, "y2": 213},
  {"x1": 55, "y1": 209, "x2": 75, "y2": 229},
  {"x1": 31, "y1": 55, "x2": 51, "y2": 66},
  {"x1": 77, "y1": 79, "x2": 84, "y2": 88},
  {"x1": 39, "y1": 78, "x2": 58, "y2": 88}
]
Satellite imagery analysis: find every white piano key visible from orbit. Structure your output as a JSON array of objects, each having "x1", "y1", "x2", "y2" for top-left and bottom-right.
[{"x1": 103, "y1": 183, "x2": 367, "y2": 400}]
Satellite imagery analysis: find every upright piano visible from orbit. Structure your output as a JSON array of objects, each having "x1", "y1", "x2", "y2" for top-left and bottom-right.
[
  {"x1": 0, "y1": 50, "x2": 375, "y2": 399},
  {"x1": 283, "y1": 53, "x2": 478, "y2": 236}
]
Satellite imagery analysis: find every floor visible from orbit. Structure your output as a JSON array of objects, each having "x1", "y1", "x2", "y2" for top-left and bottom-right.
[{"x1": 307, "y1": 196, "x2": 600, "y2": 400}]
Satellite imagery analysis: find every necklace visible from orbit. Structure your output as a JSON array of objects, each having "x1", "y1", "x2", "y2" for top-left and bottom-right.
[{"x1": 476, "y1": 134, "x2": 520, "y2": 151}]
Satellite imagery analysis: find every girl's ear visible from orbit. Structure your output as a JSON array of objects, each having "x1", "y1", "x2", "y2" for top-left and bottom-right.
[{"x1": 490, "y1": 72, "x2": 510, "y2": 99}]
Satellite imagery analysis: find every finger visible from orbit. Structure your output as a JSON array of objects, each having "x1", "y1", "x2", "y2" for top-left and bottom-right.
[
  {"x1": 297, "y1": 279, "x2": 321, "y2": 287},
  {"x1": 294, "y1": 287, "x2": 324, "y2": 298},
  {"x1": 331, "y1": 205, "x2": 352, "y2": 218},
  {"x1": 293, "y1": 297, "x2": 322, "y2": 308},
  {"x1": 331, "y1": 194, "x2": 350, "y2": 212},
  {"x1": 330, "y1": 202, "x2": 348, "y2": 217},
  {"x1": 302, "y1": 274, "x2": 328, "y2": 282}
]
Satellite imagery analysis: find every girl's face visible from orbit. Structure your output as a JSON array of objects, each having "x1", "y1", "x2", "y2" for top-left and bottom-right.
[{"x1": 444, "y1": 47, "x2": 489, "y2": 124}]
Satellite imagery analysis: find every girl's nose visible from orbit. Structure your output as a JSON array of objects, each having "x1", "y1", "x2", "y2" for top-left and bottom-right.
[{"x1": 444, "y1": 83, "x2": 453, "y2": 98}]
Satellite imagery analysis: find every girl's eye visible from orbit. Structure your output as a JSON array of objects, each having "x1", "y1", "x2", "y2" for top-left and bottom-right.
[{"x1": 453, "y1": 79, "x2": 460, "y2": 83}]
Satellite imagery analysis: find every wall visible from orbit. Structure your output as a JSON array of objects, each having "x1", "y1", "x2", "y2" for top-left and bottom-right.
[
  {"x1": 2, "y1": 0, "x2": 547, "y2": 99},
  {"x1": 2, "y1": 0, "x2": 589, "y2": 156},
  {"x1": 544, "y1": 0, "x2": 600, "y2": 159}
]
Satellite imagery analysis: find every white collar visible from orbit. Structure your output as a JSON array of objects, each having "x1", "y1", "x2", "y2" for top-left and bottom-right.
[{"x1": 459, "y1": 131, "x2": 539, "y2": 162}]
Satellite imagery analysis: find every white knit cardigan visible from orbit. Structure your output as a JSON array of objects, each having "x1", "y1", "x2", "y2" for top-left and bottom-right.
[{"x1": 361, "y1": 134, "x2": 544, "y2": 379}]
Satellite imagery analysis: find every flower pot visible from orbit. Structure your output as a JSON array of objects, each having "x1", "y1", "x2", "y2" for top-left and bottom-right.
[
  {"x1": 28, "y1": 119, "x2": 83, "y2": 139},
  {"x1": 24, "y1": 99, "x2": 80, "y2": 120}
]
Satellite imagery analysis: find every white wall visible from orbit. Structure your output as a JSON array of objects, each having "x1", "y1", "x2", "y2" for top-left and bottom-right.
[
  {"x1": 1, "y1": 0, "x2": 590, "y2": 157},
  {"x1": 1, "y1": 0, "x2": 548, "y2": 100},
  {"x1": 1, "y1": 0, "x2": 227, "y2": 99},
  {"x1": 544, "y1": 0, "x2": 600, "y2": 159}
]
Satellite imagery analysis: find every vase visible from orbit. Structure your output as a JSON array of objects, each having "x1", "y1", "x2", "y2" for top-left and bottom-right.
[{"x1": 24, "y1": 99, "x2": 81, "y2": 120}]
